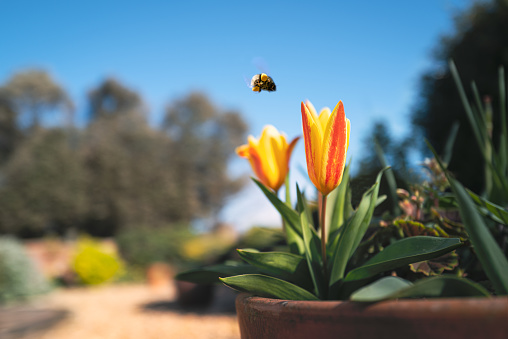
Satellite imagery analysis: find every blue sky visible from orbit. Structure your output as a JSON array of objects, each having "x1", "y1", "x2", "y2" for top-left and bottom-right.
[{"x1": 0, "y1": 0, "x2": 469, "y2": 231}]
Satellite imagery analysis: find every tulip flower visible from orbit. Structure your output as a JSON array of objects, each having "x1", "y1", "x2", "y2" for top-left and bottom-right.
[
  {"x1": 301, "y1": 100, "x2": 350, "y2": 196},
  {"x1": 236, "y1": 125, "x2": 300, "y2": 193}
]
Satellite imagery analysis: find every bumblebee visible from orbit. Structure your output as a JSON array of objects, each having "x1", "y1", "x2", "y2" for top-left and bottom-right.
[{"x1": 250, "y1": 73, "x2": 276, "y2": 92}]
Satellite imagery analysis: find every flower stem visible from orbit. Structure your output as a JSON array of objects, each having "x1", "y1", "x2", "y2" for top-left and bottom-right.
[{"x1": 320, "y1": 193, "x2": 328, "y2": 280}]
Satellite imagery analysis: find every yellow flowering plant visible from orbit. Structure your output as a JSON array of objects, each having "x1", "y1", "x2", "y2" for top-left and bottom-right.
[{"x1": 177, "y1": 100, "x2": 491, "y2": 301}]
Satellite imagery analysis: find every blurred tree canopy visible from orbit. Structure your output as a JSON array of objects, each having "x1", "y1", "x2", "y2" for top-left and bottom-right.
[
  {"x1": 163, "y1": 93, "x2": 247, "y2": 224},
  {"x1": 0, "y1": 70, "x2": 73, "y2": 129},
  {"x1": 87, "y1": 78, "x2": 145, "y2": 120},
  {"x1": 0, "y1": 74, "x2": 247, "y2": 238},
  {"x1": 411, "y1": 0, "x2": 508, "y2": 193}
]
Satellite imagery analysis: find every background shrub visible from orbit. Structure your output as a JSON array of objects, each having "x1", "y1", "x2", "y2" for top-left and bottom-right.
[
  {"x1": 115, "y1": 225, "x2": 194, "y2": 269},
  {"x1": 0, "y1": 236, "x2": 51, "y2": 303},
  {"x1": 71, "y1": 236, "x2": 123, "y2": 285}
]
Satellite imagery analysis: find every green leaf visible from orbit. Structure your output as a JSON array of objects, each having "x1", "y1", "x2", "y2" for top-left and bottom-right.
[
  {"x1": 350, "y1": 168, "x2": 389, "y2": 255},
  {"x1": 442, "y1": 121, "x2": 460, "y2": 165},
  {"x1": 237, "y1": 249, "x2": 312, "y2": 290},
  {"x1": 448, "y1": 177, "x2": 508, "y2": 295},
  {"x1": 297, "y1": 188, "x2": 326, "y2": 298},
  {"x1": 175, "y1": 263, "x2": 261, "y2": 284},
  {"x1": 328, "y1": 161, "x2": 352, "y2": 234},
  {"x1": 449, "y1": 60, "x2": 485, "y2": 153},
  {"x1": 351, "y1": 276, "x2": 490, "y2": 302},
  {"x1": 427, "y1": 141, "x2": 508, "y2": 295},
  {"x1": 220, "y1": 274, "x2": 319, "y2": 300},
  {"x1": 344, "y1": 236, "x2": 462, "y2": 282},
  {"x1": 328, "y1": 168, "x2": 387, "y2": 293},
  {"x1": 253, "y1": 178, "x2": 304, "y2": 254},
  {"x1": 450, "y1": 61, "x2": 508, "y2": 199},
  {"x1": 467, "y1": 189, "x2": 508, "y2": 225},
  {"x1": 350, "y1": 276, "x2": 412, "y2": 302},
  {"x1": 374, "y1": 139, "x2": 400, "y2": 215},
  {"x1": 295, "y1": 185, "x2": 321, "y2": 248}
]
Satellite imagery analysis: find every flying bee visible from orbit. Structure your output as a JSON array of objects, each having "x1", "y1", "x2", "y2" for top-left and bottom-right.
[{"x1": 250, "y1": 73, "x2": 276, "y2": 92}]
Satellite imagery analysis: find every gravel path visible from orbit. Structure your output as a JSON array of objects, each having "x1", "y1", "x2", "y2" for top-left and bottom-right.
[{"x1": 21, "y1": 284, "x2": 240, "y2": 339}]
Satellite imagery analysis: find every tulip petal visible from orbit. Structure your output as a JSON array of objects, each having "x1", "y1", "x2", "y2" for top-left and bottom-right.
[
  {"x1": 301, "y1": 102, "x2": 320, "y2": 189},
  {"x1": 247, "y1": 146, "x2": 269, "y2": 189},
  {"x1": 346, "y1": 118, "x2": 350, "y2": 151},
  {"x1": 259, "y1": 126, "x2": 281, "y2": 187},
  {"x1": 305, "y1": 100, "x2": 318, "y2": 117},
  {"x1": 318, "y1": 107, "x2": 331, "y2": 131},
  {"x1": 286, "y1": 136, "x2": 301, "y2": 167},
  {"x1": 320, "y1": 101, "x2": 348, "y2": 195}
]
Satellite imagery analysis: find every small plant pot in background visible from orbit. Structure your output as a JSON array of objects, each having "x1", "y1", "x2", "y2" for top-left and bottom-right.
[
  {"x1": 175, "y1": 281, "x2": 214, "y2": 307},
  {"x1": 145, "y1": 262, "x2": 173, "y2": 290},
  {"x1": 236, "y1": 294, "x2": 508, "y2": 339}
]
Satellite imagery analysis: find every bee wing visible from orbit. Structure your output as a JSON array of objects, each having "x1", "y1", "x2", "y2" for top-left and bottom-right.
[
  {"x1": 252, "y1": 57, "x2": 270, "y2": 75},
  {"x1": 243, "y1": 75, "x2": 253, "y2": 88}
]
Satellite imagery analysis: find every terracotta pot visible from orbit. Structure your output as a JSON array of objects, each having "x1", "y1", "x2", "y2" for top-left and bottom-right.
[
  {"x1": 146, "y1": 262, "x2": 173, "y2": 290},
  {"x1": 236, "y1": 293, "x2": 508, "y2": 339}
]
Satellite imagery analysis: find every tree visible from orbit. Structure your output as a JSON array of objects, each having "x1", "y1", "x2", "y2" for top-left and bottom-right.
[
  {"x1": 80, "y1": 78, "x2": 173, "y2": 235},
  {"x1": 87, "y1": 78, "x2": 145, "y2": 121},
  {"x1": 411, "y1": 0, "x2": 508, "y2": 193},
  {"x1": 163, "y1": 92, "x2": 247, "y2": 224},
  {"x1": 0, "y1": 70, "x2": 73, "y2": 129},
  {"x1": 0, "y1": 128, "x2": 87, "y2": 237},
  {"x1": 0, "y1": 94, "x2": 20, "y2": 165},
  {"x1": 80, "y1": 114, "x2": 182, "y2": 236}
]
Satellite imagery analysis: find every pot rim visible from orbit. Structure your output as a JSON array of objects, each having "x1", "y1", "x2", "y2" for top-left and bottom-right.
[
  {"x1": 238, "y1": 292, "x2": 508, "y2": 304},
  {"x1": 236, "y1": 293, "x2": 508, "y2": 315}
]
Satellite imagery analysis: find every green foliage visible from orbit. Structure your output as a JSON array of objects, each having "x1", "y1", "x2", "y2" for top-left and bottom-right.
[
  {"x1": 0, "y1": 237, "x2": 51, "y2": 303},
  {"x1": 180, "y1": 228, "x2": 237, "y2": 264},
  {"x1": 236, "y1": 226, "x2": 285, "y2": 250},
  {"x1": 0, "y1": 128, "x2": 87, "y2": 237},
  {"x1": 449, "y1": 61, "x2": 508, "y2": 205},
  {"x1": 350, "y1": 275, "x2": 490, "y2": 302},
  {"x1": 429, "y1": 141, "x2": 508, "y2": 295},
  {"x1": 178, "y1": 169, "x2": 470, "y2": 300},
  {"x1": 0, "y1": 69, "x2": 73, "y2": 129},
  {"x1": 71, "y1": 237, "x2": 123, "y2": 285},
  {"x1": 343, "y1": 237, "x2": 461, "y2": 282},
  {"x1": 0, "y1": 75, "x2": 247, "y2": 238},
  {"x1": 115, "y1": 226, "x2": 193, "y2": 268},
  {"x1": 220, "y1": 274, "x2": 319, "y2": 301}
]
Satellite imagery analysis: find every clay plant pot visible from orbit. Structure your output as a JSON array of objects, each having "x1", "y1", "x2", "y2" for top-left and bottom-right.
[{"x1": 236, "y1": 293, "x2": 508, "y2": 339}]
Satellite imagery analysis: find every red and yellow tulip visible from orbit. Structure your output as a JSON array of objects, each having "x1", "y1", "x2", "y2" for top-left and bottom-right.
[
  {"x1": 301, "y1": 100, "x2": 350, "y2": 196},
  {"x1": 236, "y1": 125, "x2": 300, "y2": 192}
]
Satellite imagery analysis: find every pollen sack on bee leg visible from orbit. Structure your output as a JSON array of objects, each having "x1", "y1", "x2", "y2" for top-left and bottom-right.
[
  {"x1": 252, "y1": 86, "x2": 260, "y2": 92},
  {"x1": 260, "y1": 73, "x2": 268, "y2": 81}
]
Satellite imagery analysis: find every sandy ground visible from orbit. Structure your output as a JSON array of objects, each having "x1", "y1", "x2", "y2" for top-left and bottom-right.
[{"x1": 16, "y1": 283, "x2": 240, "y2": 339}]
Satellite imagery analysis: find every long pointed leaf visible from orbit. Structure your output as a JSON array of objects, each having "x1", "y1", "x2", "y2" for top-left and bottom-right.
[
  {"x1": 220, "y1": 274, "x2": 319, "y2": 300},
  {"x1": 467, "y1": 189, "x2": 508, "y2": 225},
  {"x1": 350, "y1": 167, "x2": 389, "y2": 254},
  {"x1": 328, "y1": 180, "x2": 379, "y2": 289},
  {"x1": 237, "y1": 249, "x2": 312, "y2": 290},
  {"x1": 298, "y1": 188, "x2": 326, "y2": 298},
  {"x1": 449, "y1": 177, "x2": 508, "y2": 295},
  {"x1": 253, "y1": 178, "x2": 304, "y2": 254},
  {"x1": 351, "y1": 276, "x2": 490, "y2": 302},
  {"x1": 427, "y1": 141, "x2": 508, "y2": 295},
  {"x1": 344, "y1": 236, "x2": 462, "y2": 282},
  {"x1": 175, "y1": 263, "x2": 261, "y2": 284},
  {"x1": 328, "y1": 161, "x2": 352, "y2": 234},
  {"x1": 374, "y1": 140, "x2": 399, "y2": 216}
]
